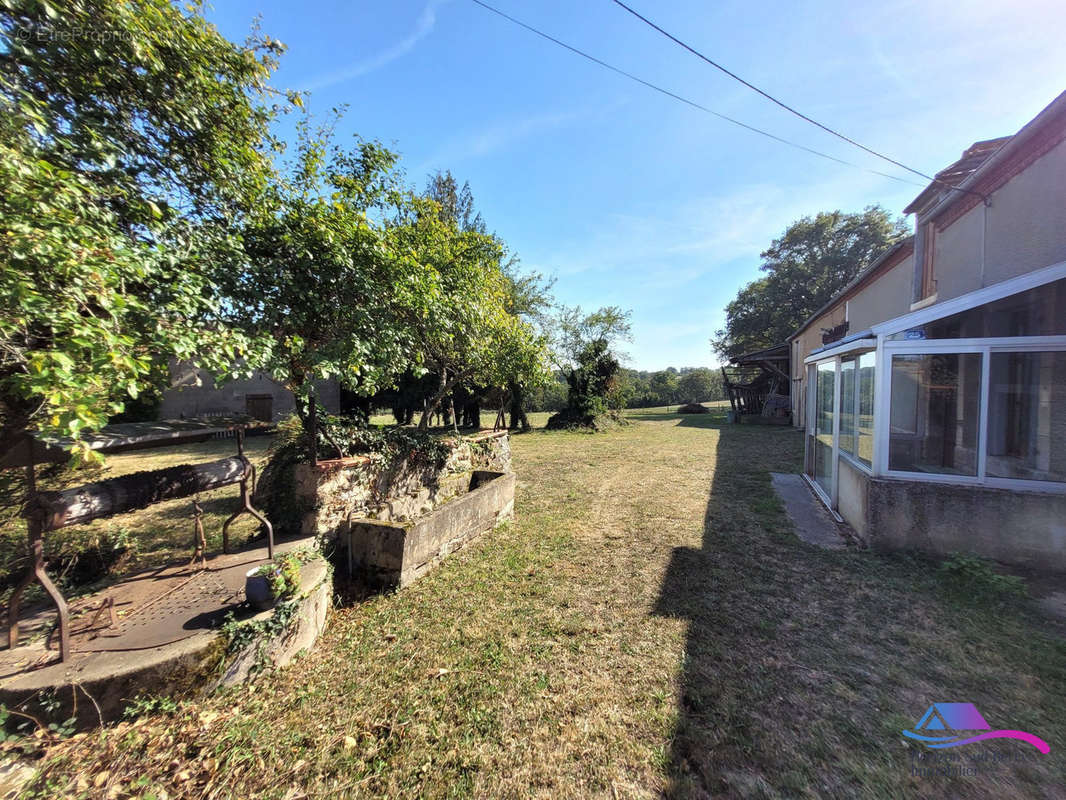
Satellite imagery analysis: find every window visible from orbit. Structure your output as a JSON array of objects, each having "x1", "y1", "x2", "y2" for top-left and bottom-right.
[
  {"x1": 889, "y1": 353, "x2": 982, "y2": 475},
  {"x1": 919, "y1": 221, "x2": 937, "y2": 299},
  {"x1": 856, "y1": 351, "x2": 875, "y2": 466},
  {"x1": 987, "y1": 351, "x2": 1066, "y2": 482},
  {"x1": 837, "y1": 352, "x2": 876, "y2": 467},
  {"x1": 889, "y1": 277, "x2": 1066, "y2": 340},
  {"x1": 839, "y1": 359, "x2": 856, "y2": 456},
  {"x1": 813, "y1": 361, "x2": 835, "y2": 495}
]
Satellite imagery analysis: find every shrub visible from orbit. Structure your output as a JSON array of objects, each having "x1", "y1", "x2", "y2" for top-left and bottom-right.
[{"x1": 938, "y1": 552, "x2": 1027, "y2": 600}]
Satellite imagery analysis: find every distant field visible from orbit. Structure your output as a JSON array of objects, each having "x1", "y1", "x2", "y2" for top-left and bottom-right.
[{"x1": 371, "y1": 401, "x2": 731, "y2": 430}]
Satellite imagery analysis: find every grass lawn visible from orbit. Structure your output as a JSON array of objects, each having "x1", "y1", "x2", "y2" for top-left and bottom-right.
[{"x1": 16, "y1": 406, "x2": 1066, "y2": 798}]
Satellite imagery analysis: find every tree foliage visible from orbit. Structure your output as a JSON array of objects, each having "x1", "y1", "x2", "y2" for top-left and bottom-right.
[
  {"x1": 0, "y1": 0, "x2": 282, "y2": 458},
  {"x1": 219, "y1": 115, "x2": 419, "y2": 421},
  {"x1": 712, "y1": 207, "x2": 908, "y2": 360},
  {"x1": 609, "y1": 367, "x2": 724, "y2": 409},
  {"x1": 553, "y1": 305, "x2": 631, "y2": 370},
  {"x1": 388, "y1": 196, "x2": 548, "y2": 429},
  {"x1": 546, "y1": 306, "x2": 632, "y2": 428}
]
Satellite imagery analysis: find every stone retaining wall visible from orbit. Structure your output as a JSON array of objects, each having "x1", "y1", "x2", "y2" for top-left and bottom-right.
[
  {"x1": 258, "y1": 430, "x2": 511, "y2": 541},
  {"x1": 347, "y1": 470, "x2": 516, "y2": 588}
]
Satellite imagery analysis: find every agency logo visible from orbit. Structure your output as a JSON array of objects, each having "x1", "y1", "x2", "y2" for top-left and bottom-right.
[{"x1": 902, "y1": 702, "x2": 1049, "y2": 753}]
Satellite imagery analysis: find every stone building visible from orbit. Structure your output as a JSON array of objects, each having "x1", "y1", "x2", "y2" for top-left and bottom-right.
[{"x1": 159, "y1": 361, "x2": 340, "y2": 422}]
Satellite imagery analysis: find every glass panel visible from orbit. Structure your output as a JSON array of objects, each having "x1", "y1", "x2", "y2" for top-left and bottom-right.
[
  {"x1": 888, "y1": 277, "x2": 1066, "y2": 340},
  {"x1": 987, "y1": 351, "x2": 1066, "y2": 482},
  {"x1": 814, "y1": 361, "x2": 835, "y2": 494},
  {"x1": 889, "y1": 354, "x2": 982, "y2": 475},
  {"x1": 856, "y1": 351, "x2": 875, "y2": 466},
  {"x1": 839, "y1": 359, "x2": 856, "y2": 455}
]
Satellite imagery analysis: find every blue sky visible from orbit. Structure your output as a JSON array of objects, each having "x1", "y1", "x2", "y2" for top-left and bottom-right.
[{"x1": 207, "y1": 0, "x2": 1065, "y2": 370}]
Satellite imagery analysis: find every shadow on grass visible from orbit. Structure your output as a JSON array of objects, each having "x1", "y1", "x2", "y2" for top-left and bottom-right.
[{"x1": 653, "y1": 421, "x2": 1066, "y2": 798}]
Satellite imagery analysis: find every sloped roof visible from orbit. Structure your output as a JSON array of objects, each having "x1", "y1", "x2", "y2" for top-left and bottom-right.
[
  {"x1": 788, "y1": 236, "x2": 914, "y2": 341},
  {"x1": 730, "y1": 342, "x2": 789, "y2": 365},
  {"x1": 904, "y1": 137, "x2": 1012, "y2": 215}
]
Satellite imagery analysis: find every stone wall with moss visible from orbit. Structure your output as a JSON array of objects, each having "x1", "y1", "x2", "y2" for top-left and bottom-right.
[{"x1": 255, "y1": 431, "x2": 511, "y2": 541}]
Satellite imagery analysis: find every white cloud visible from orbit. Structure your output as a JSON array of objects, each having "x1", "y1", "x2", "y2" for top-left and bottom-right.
[
  {"x1": 527, "y1": 169, "x2": 917, "y2": 370},
  {"x1": 414, "y1": 100, "x2": 628, "y2": 173},
  {"x1": 422, "y1": 108, "x2": 588, "y2": 167},
  {"x1": 303, "y1": 0, "x2": 446, "y2": 91},
  {"x1": 539, "y1": 167, "x2": 906, "y2": 286}
]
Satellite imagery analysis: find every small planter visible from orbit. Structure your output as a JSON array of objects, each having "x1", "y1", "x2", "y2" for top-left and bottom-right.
[
  {"x1": 245, "y1": 567, "x2": 275, "y2": 611},
  {"x1": 346, "y1": 470, "x2": 515, "y2": 588}
]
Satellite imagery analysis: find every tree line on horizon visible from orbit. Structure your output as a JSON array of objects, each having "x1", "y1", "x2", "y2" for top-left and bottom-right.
[{"x1": 525, "y1": 366, "x2": 725, "y2": 413}]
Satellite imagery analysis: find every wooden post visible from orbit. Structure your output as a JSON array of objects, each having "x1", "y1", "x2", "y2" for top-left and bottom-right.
[{"x1": 721, "y1": 366, "x2": 737, "y2": 415}]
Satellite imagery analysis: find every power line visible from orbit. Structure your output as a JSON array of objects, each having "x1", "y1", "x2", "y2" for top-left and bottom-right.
[
  {"x1": 608, "y1": 0, "x2": 991, "y2": 203},
  {"x1": 468, "y1": 0, "x2": 923, "y2": 187}
]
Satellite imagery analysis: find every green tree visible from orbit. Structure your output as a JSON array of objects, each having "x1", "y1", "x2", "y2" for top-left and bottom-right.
[
  {"x1": 220, "y1": 114, "x2": 422, "y2": 430},
  {"x1": 553, "y1": 305, "x2": 632, "y2": 370},
  {"x1": 0, "y1": 0, "x2": 282, "y2": 458},
  {"x1": 547, "y1": 306, "x2": 632, "y2": 427},
  {"x1": 424, "y1": 170, "x2": 485, "y2": 234},
  {"x1": 501, "y1": 265, "x2": 555, "y2": 430},
  {"x1": 712, "y1": 207, "x2": 908, "y2": 360},
  {"x1": 388, "y1": 197, "x2": 547, "y2": 430},
  {"x1": 648, "y1": 370, "x2": 680, "y2": 406},
  {"x1": 678, "y1": 367, "x2": 719, "y2": 403},
  {"x1": 428, "y1": 171, "x2": 556, "y2": 431}
]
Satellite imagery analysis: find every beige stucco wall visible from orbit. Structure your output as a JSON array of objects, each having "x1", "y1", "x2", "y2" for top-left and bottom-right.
[
  {"x1": 928, "y1": 136, "x2": 1066, "y2": 304},
  {"x1": 983, "y1": 137, "x2": 1066, "y2": 286},
  {"x1": 931, "y1": 206, "x2": 983, "y2": 300},
  {"x1": 788, "y1": 250, "x2": 914, "y2": 427},
  {"x1": 846, "y1": 252, "x2": 914, "y2": 330}
]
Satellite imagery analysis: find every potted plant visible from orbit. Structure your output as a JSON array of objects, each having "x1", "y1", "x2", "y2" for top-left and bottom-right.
[{"x1": 245, "y1": 552, "x2": 302, "y2": 611}]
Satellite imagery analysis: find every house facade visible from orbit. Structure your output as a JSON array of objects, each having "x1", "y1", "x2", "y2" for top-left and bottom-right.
[
  {"x1": 788, "y1": 91, "x2": 1066, "y2": 571},
  {"x1": 159, "y1": 362, "x2": 340, "y2": 422}
]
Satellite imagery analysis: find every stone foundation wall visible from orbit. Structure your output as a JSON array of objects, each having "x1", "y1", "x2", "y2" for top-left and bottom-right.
[
  {"x1": 864, "y1": 475, "x2": 1066, "y2": 572},
  {"x1": 258, "y1": 430, "x2": 511, "y2": 541}
]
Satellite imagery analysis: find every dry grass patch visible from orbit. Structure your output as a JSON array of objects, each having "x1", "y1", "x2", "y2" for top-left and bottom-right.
[{"x1": 11, "y1": 407, "x2": 1066, "y2": 799}]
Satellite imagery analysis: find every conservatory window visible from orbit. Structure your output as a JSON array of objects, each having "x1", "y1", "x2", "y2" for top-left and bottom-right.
[
  {"x1": 839, "y1": 359, "x2": 856, "y2": 456},
  {"x1": 855, "y1": 351, "x2": 875, "y2": 466},
  {"x1": 986, "y1": 351, "x2": 1066, "y2": 482},
  {"x1": 811, "y1": 361, "x2": 835, "y2": 496},
  {"x1": 887, "y1": 277, "x2": 1066, "y2": 340},
  {"x1": 888, "y1": 353, "x2": 982, "y2": 475},
  {"x1": 837, "y1": 352, "x2": 875, "y2": 467}
]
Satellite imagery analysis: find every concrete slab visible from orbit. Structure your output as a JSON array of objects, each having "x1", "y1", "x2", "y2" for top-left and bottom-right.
[
  {"x1": 0, "y1": 541, "x2": 330, "y2": 725},
  {"x1": 770, "y1": 473, "x2": 848, "y2": 550}
]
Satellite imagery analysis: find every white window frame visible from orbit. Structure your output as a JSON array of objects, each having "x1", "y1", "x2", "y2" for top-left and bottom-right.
[
  {"x1": 803, "y1": 349, "x2": 877, "y2": 512},
  {"x1": 804, "y1": 262, "x2": 1066, "y2": 506},
  {"x1": 839, "y1": 351, "x2": 875, "y2": 476},
  {"x1": 876, "y1": 338, "x2": 1066, "y2": 493}
]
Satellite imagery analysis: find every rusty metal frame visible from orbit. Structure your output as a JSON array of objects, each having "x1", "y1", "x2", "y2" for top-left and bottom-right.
[
  {"x1": 7, "y1": 454, "x2": 71, "y2": 662},
  {"x1": 221, "y1": 428, "x2": 274, "y2": 559},
  {"x1": 7, "y1": 424, "x2": 274, "y2": 663}
]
